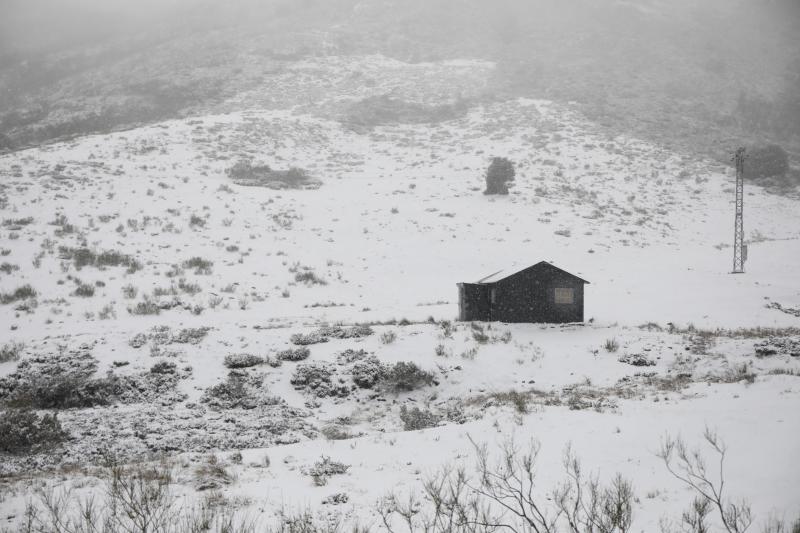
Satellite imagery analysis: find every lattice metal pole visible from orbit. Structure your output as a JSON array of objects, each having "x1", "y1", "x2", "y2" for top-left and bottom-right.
[{"x1": 732, "y1": 147, "x2": 746, "y2": 273}]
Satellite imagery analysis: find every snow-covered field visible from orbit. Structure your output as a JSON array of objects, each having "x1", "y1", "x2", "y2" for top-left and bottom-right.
[{"x1": 0, "y1": 55, "x2": 798, "y2": 531}]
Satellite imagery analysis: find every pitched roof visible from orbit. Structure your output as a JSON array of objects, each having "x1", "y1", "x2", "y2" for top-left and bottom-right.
[{"x1": 475, "y1": 261, "x2": 590, "y2": 285}]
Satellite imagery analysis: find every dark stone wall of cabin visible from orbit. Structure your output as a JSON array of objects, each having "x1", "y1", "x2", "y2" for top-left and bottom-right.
[
  {"x1": 458, "y1": 283, "x2": 490, "y2": 321},
  {"x1": 490, "y1": 266, "x2": 584, "y2": 323}
]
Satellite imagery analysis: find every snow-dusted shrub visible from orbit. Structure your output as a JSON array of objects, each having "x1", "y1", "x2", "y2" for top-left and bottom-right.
[
  {"x1": 324, "y1": 325, "x2": 374, "y2": 339},
  {"x1": 226, "y1": 160, "x2": 318, "y2": 190},
  {"x1": 0, "y1": 262, "x2": 20, "y2": 275},
  {"x1": 320, "y1": 425, "x2": 355, "y2": 440},
  {"x1": 322, "y1": 492, "x2": 349, "y2": 505},
  {"x1": 618, "y1": 353, "x2": 655, "y2": 367},
  {"x1": 128, "y1": 297, "x2": 160, "y2": 316},
  {"x1": 290, "y1": 363, "x2": 349, "y2": 398},
  {"x1": 194, "y1": 455, "x2": 234, "y2": 490},
  {"x1": 716, "y1": 363, "x2": 757, "y2": 384},
  {"x1": 292, "y1": 325, "x2": 374, "y2": 346},
  {"x1": 150, "y1": 361, "x2": 177, "y2": 374},
  {"x1": 351, "y1": 356, "x2": 386, "y2": 389},
  {"x1": 0, "y1": 341, "x2": 24, "y2": 363},
  {"x1": 754, "y1": 337, "x2": 800, "y2": 358},
  {"x1": 189, "y1": 214, "x2": 206, "y2": 228},
  {"x1": 58, "y1": 247, "x2": 142, "y2": 273},
  {"x1": 439, "y1": 320, "x2": 455, "y2": 338},
  {"x1": 278, "y1": 346, "x2": 311, "y2": 362},
  {"x1": 223, "y1": 353, "x2": 263, "y2": 369},
  {"x1": 291, "y1": 363, "x2": 333, "y2": 389},
  {"x1": 380, "y1": 330, "x2": 397, "y2": 344},
  {"x1": 336, "y1": 348, "x2": 369, "y2": 364},
  {"x1": 0, "y1": 284, "x2": 36, "y2": 305},
  {"x1": 129, "y1": 333, "x2": 148, "y2": 349},
  {"x1": 73, "y1": 283, "x2": 95, "y2": 297},
  {"x1": 295, "y1": 270, "x2": 327, "y2": 285},
  {"x1": 290, "y1": 331, "x2": 329, "y2": 346},
  {"x1": 121, "y1": 284, "x2": 138, "y2": 299},
  {"x1": 0, "y1": 348, "x2": 186, "y2": 408},
  {"x1": 308, "y1": 455, "x2": 350, "y2": 479},
  {"x1": 381, "y1": 362, "x2": 436, "y2": 392},
  {"x1": 603, "y1": 338, "x2": 620, "y2": 352},
  {"x1": 171, "y1": 327, "x2": 210, "y2": 345},
  {"x1": 4, "y1": 373, "x2": 119, "y2": 409},
  {"x1": 399, "y1": 405, "x2": 440, "y2": 431},
  {"x1": 0, "y1": 409, "x2": 67, "y2": 453},
  {"x1": 491, "y1": 390, "x2": 531, "y2": 414},
  {"x1": 201, "y1": 372, "x2": 278, "y2": 410},
  {"x1": 182, "y1": 256, "x2": 213, "y2": 275}
]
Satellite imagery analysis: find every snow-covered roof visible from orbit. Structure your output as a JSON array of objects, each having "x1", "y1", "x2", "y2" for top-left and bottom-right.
[{"x1": 474, "y1": 261, "x2": 590, "y2": 285}]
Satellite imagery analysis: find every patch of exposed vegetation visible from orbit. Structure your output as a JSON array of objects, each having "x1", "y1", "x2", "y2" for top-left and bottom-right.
[{"x1": 226, "y1": 160, "x2": 320, "y2": 190}]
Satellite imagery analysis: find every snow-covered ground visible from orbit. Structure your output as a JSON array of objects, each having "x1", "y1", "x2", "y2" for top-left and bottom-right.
[{"x1": 0, "y1": 55, "x2": 798, "y2": 531}]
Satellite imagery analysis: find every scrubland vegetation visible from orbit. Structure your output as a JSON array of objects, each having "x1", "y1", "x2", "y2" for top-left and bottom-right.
[{"x1": 0, "y1": 1, "x2": 798, "y2": 526}]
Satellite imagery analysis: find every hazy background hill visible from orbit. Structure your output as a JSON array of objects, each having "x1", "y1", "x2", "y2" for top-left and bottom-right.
[{"x1": 1, "y1": 0, "x2": 798, "y2": 170}]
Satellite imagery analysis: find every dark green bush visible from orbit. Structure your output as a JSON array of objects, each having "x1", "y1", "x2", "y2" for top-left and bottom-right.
[
  {"x1": 484, "y1": 157, "x2": 515, "y2": 195},
  {"x1": 4, "y1": 374, "x2": 120, "y2": 409},
  {"x1": 0, "y1": 409, "x2": 67, "y2": 454}
]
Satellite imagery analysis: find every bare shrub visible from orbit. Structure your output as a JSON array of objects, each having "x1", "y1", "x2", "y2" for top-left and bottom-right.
[
  {"x1": 604, "y1": 338, "x2": 620, "y2": 352},
  {"x1": 122, "y1": 284, "x2": 138, "y2": 299},
  {"x1": 492, "y1": 389, "x2": 531, "y2": 414},
  {"x1": 658, "y1": 428, "x2": 753, "y2": 533},
  {"x1": 28, "y1": 461, "x2": 259, "y2": 533},
  {"x1": 381, "y1": 330, "x2": 398, "y2": 344},
  {"x1": 379, "y1": 436, "x2": 634, "y2": 533}
]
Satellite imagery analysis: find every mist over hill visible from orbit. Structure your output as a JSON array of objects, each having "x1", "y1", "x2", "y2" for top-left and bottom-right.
[{"x1": 0, "y1": 0, "x2": 798, "y2": 169}]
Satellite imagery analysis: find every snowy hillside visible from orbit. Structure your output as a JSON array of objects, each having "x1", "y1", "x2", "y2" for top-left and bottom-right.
[{"x1": 0, "y1": 55, "x2": 798, "y2": 531}]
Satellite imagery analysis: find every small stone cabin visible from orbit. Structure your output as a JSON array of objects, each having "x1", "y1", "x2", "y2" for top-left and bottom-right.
[{"x1": 457, "y1": 261, "x2": 589, "y2": 323}]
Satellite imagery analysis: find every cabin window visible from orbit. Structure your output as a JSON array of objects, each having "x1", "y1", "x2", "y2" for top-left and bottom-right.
[
  {"x1": 554, "y1": 287, "x2": 574, "y2": 304},
  {"x1": 490, "y1": 288, "x2": 497, "y2": 304}
]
